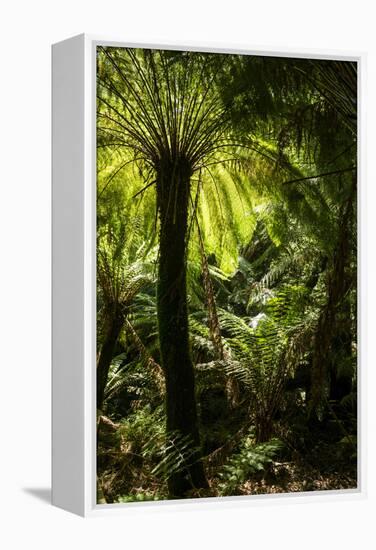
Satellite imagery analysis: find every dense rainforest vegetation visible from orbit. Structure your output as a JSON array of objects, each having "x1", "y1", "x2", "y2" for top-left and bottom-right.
[{"x1": 96, "y1": 47, "x2": 357, "y2": 503}]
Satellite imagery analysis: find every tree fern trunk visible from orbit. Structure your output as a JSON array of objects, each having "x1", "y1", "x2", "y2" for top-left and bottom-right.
[
  {"x1": 156, "y1": 156, "x2": 208, "y2": 498},
  {"x1": 97, "y1": 315, "x2": 123, "y2": 411},
  {"x1": 310, "y1": 177, "x2": 356, "y2": 413}
]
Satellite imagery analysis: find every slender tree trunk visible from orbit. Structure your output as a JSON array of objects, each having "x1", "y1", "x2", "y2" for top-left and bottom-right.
[
  {"x1": 156, "y1": 156, "x2": 208, "y2": 498},
  {"x1": 255, "y1": 415, "x2": 273, "y2": 443},
  {"x1": 310, "y1": 177, "x2": 356, "y2": 412},
  {"x1": 97, "y1": 314, "x2": 123, "y2": 411}
]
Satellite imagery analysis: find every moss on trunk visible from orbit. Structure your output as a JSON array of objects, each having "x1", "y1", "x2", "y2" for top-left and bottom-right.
[{"x1": 156, "y1": 156, "x2": 208, "y2": 498}]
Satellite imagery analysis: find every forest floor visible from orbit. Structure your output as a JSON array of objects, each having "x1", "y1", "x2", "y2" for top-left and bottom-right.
[
  {"x1": 237, "y1": 461, "x2": 357, "y2": 496},
  {"x1": 231, "y1": 435, "x2": 358, "y2": 496},
  {"x1": 98, "y1": 413, "x2": 357, "y2": 502}
]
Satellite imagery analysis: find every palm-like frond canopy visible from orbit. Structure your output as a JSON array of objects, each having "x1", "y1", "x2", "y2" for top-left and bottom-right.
[{"x1": 97, "y1": 47, "x2": 234, "y2": 171}]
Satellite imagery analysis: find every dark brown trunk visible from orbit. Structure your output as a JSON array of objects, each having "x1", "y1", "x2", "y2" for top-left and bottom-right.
[
  {"x1": 310, "y1": 177, "x2": 356, "y2": 412},
  {"x1": 97, "y1": 314, "x2": 123, "y2": 411},
  {"x1": 255, "y1": 419, "x2": 273, "y2": 444},
  {"x1": 156, "y1": 156, "x2": 208, "y2": 498}
]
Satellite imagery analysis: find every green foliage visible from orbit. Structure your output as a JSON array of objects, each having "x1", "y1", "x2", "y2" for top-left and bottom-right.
[
  {"x1": 143, "y1": 431, "x2": 201, "y2": 483},
  {"x1": 218, "y1": 434, "x2": 283, "y2": 495},
  {"x1": 117, "y1": 406, "x2": 164, "y2": 453},
  {"x1": 99, "y1": 405, "x2": 204, "y2": 501},
  {"x1": 102, "y1": 351, "x2": 162, "y2": 415},
  {"x1": 216, "y1": 284, "x2": 316, "y2": 441}
]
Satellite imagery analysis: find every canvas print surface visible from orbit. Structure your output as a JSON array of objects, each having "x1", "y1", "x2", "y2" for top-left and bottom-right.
[{"x1": 96, "y1": 46, "x2": 357, "y2": 504}]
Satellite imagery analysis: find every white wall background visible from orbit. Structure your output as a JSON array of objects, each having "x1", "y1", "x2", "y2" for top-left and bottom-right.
[{"x1": 1, "y1": 1, "x2": 375, "y2": 548}]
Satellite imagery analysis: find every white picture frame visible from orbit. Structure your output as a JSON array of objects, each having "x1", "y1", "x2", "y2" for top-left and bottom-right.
[{"x1": 52, "y1": 33, "x2": 366, "y2": 517}]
